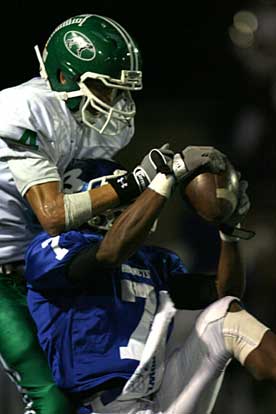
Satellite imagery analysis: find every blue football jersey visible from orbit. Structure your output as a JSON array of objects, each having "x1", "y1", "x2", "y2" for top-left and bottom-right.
[{"x1": 25, "y1": 230, "x2": 188, "y2": 399}]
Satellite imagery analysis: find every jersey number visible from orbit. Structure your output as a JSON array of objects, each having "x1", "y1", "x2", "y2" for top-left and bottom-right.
[
  {"x1": 42, "y1": 236, "x2": 156, "y2": 362},
  {"x1": 119, "y1": 279, "x2": 156, "y2": 361},
  {"x1": 41, "y1": 236, "x2": 69, "y2": 260}
]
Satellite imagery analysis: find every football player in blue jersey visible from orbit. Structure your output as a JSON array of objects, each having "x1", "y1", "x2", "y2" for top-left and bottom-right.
[{"x1": 24, "y1": 155, "x2": 276, "y2": 414}]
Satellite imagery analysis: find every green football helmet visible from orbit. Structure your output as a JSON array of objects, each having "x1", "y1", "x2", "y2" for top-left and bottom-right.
[{"x1": 35, "y1": 14, "x2": 142, "y2": 135}]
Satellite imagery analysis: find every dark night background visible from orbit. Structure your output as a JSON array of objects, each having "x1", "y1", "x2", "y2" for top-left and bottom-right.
[{"x1": 1, "y1": 1, "x2": 276, "y2": 412}]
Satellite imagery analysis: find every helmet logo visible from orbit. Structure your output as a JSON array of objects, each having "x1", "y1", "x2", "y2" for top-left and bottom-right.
[{"x1": 64, "y1": 31, "x2": 96, "y2": 61}]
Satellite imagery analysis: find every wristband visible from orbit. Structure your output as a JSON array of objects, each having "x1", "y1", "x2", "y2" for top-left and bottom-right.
[
  {"x1": 107, "y1": 167, "x2": 150, "y2": 204},
  {"x1": 148, "y1": 173, "x2": 175, "y2": 198},
  {"x1": 64, "y1": 192, "x2": 92, "y2": 231}
]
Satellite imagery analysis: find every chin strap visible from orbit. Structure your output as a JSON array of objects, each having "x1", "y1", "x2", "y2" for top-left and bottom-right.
[{"x1": 34, "y1": 45, "x2": 48, "y2": 81}]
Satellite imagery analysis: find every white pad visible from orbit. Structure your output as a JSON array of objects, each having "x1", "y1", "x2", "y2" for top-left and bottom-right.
[
  {"x1": 64, "y1": 191, "x2": 92, "y2": 230},
  {"x1": 223, "y1": 308, "x2": 270, "y2": 365}
]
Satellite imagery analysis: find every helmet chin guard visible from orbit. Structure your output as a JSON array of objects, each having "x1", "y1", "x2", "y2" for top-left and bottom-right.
[{"x1": 77, "y1": 76, "x2": 136, "y2": 135}]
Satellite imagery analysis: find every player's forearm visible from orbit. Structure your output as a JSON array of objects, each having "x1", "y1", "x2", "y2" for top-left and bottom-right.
[
  {"x1": 88, "y1": 184, "x2": 120, "y2": 215},
  {"x1": 26, "y1": 181, "x2": 120, "y2": 236},
  {"x1": 216, "y1": 240, "x2": 246, "y2": 299},
  {"x1": 96, "y1": 189, "x2": 166, "y2": 265}
]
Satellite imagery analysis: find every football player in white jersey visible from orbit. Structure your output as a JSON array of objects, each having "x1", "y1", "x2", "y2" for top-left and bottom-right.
[
  {"x1": 24, "y1": 156, "x2": 276, "y2": 414},
  {"x1": 0, "y1": 13, "x2": 231, "y2": 414},
  {"x1": 0, "y1": 13, "x2": 145, "y2": 414}
]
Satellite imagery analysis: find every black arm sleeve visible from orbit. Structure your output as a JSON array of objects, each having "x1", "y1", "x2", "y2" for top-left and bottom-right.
[{"x1": 168, "y1": 273, "x2": 218, "y2": 310}]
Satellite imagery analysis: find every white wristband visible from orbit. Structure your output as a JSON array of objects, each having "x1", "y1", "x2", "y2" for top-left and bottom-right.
[
  {"x1": 148, "y1": 173, "x2": 175, "y2": 198},
  {"x1": 64, "y1": 191, "x2": 92, "y2": 230}
]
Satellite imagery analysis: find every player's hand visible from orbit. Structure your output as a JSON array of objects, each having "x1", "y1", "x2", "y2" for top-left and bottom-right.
[
  {"x1": 132, "y1": 143, "x2": 174, "y2": 187},
  {"x1": 106, "y1": 144, "x2": 175, "y2": 203},
  {"x1": 219, "y1": 176, "x2": 255, "y2": 241},
  {"x1": 172, "y1": 146, "x2": 226, "y2": 183},
  {"x1": 225, "y1": 178, "x2": 250, "y2": 228}
]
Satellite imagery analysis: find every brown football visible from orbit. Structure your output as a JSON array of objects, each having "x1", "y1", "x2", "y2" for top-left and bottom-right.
[{"x1": 180, "y1": 160, "x2": 239, "y2": 224}]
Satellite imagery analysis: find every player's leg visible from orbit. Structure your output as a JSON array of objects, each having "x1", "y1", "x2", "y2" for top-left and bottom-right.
[{"x1": 0, "y1": 272, "x2": 76, "y2": 414}]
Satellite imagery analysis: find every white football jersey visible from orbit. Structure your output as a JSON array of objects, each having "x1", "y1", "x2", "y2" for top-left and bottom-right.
[{"x1": 0, "y1": 77, "x2": 134, "y2": 263}]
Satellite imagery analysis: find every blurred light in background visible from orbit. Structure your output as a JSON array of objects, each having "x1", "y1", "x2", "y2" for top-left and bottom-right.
[
  {"x1": 229, "y1": 10, "x2": 258, "y2": 49},
  {"x1": 229, "y1": 5, "x2": 276, "y2": 81},
  {"x1": 259, "y1": 0, "x2": 276, "y2": 4}
]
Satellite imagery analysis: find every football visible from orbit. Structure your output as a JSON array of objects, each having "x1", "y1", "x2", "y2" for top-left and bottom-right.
[{"x1": 180, "y1": 160, "x2": 239, "y2": 224}]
